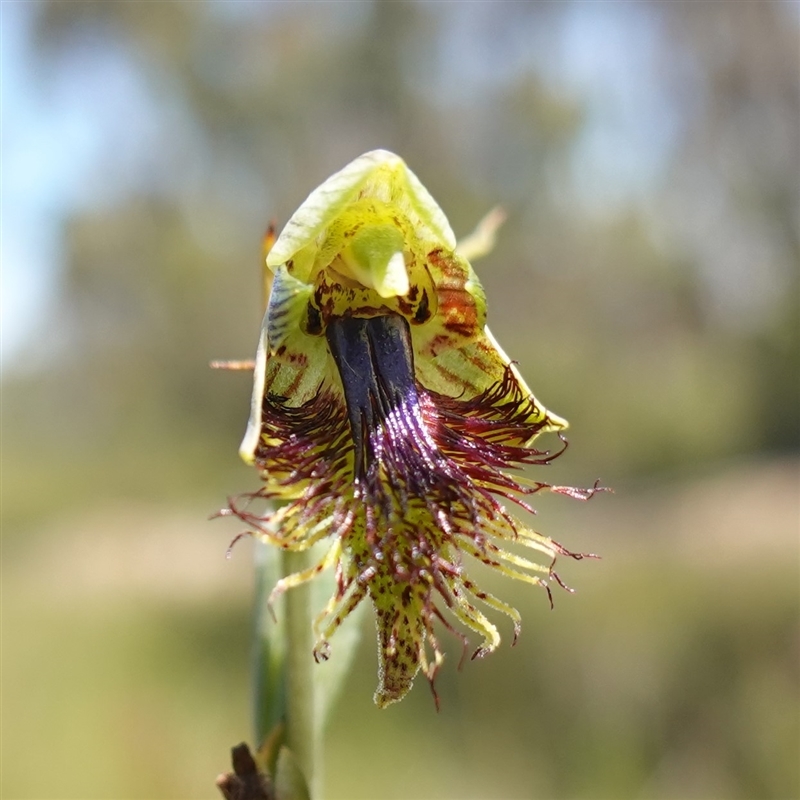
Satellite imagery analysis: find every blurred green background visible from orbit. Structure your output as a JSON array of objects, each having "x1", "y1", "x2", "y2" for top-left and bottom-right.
[{"x1": 2, "y1": 3, "x2": 798, "y2": 799}]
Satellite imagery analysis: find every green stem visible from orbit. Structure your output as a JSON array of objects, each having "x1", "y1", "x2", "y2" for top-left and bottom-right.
[
  {"x1": 282, "y1": 549, "x2": 322, "y2": 798},
  {"x1": 253, "y1": 541, "x2": 286, "y2": 746},
  {"x1": 253, "y1": 545, "x2": 320, "y2": 797}
]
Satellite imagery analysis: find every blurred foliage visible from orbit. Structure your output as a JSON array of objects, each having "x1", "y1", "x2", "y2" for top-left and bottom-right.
[{"x1": 3, "y1": 2, "x2": 798, "y2": 799}]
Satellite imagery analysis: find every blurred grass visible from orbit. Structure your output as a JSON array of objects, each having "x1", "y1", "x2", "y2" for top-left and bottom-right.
[{"x1": 2, "y1": 506, "x2": 253, "y2": 800}]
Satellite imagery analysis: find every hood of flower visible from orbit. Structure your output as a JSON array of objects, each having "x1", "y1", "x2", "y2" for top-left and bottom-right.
[
  {"x1": 240, "y1": 150, "x2": 565, "y2": 464},
  {"x1": 232, "y1": 150, "x2": 594, "y2": 708}
]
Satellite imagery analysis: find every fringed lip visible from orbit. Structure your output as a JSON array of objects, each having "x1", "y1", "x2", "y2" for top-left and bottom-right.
[
  {"x1": 225, "y1": 151, "x2": 603, "y2": 708},
  {"x1": 224, "y1": 311, "x2": 602, "y2": 708}
]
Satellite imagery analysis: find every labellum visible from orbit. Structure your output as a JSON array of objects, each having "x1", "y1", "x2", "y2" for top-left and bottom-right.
[{"x1": 229, "y1": 150, "x2": 599, "y2": 708}]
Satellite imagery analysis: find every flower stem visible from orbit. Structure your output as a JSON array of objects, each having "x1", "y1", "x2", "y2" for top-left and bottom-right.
[
  {"x1": 281, "y1": 548, "x2": 321, "y2": 798},
  {"x1": 253, "y1": 541, "x2": 286, "y2": 746}
]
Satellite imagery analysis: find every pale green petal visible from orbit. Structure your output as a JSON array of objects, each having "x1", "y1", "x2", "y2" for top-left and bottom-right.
[
  {"x1": 455, "y1": 206, "x2": 507, "y2": 262},
  {"x1": 239, "y1": 266, "x2": 331, "y2": 462},
  {"x1": 266, "y1": 150, "x2": 456, "y2": 282},
  {"x1": 239, "y1": 307, "x2": 270, "y2": 464}
]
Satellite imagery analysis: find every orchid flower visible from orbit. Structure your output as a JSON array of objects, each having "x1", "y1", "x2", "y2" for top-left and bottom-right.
[{"x1": 229, "y1": 150, "x2": 598, "y2": 708}]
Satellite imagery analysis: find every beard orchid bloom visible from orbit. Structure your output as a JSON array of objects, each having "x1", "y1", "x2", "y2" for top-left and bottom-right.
[{"x1": 229, "y1": 150, "x2": 599, "y2": 708}]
